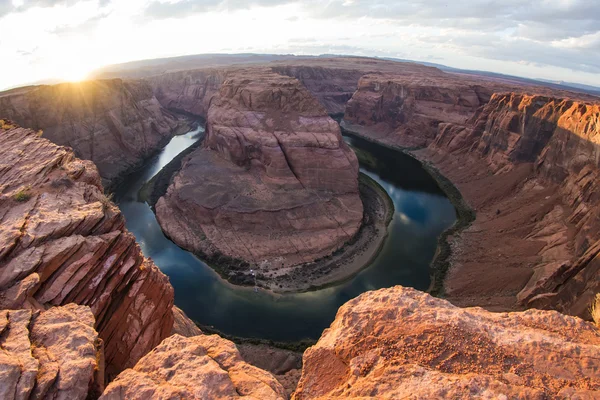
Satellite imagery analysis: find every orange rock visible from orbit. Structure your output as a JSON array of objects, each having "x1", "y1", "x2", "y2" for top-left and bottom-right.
[
  {"x1": 293, "y1": 286, "x2": 600, "y2": 399},
  {"x1": 101, "y1": 334, "x2": 286, "y2": 399},
  {"x1": 0, "y1": 80, "x2": 189, "y2": 185},
  {"x1": 0, "y1": 126, "x2": 174, "y2": 376},
  {"x1": 0, "y1": 304, "x2": 103, "y2": 400}
]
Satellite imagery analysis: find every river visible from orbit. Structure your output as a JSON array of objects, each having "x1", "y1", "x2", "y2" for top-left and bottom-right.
[{"x1": 114, "y1": 127, "x2": 456, "y2": 342}]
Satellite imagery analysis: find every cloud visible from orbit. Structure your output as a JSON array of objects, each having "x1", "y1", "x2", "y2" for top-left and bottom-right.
[{"x1": 144, "y1": 0, "x2": 295, "y2": 19}]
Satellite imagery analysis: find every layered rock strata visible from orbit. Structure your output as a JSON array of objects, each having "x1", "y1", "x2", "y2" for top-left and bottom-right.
[
  {"x1": 0, "y1": 304, "x2": 103, "y2": 400},
  {"x1": 419, "y1": 94, "x2": 600, "y2": 317},
  {"x1": 293, "y1": 286, "x2": 600, "y2": 399},
  {"x1": 343, "y1": 74, "x2": 496, "y2": 148},
  {"x1": 0, "y1": 123, "x2": 174, "y2": 376},
  {"x1": 156, "y1": 70, "x2": 363, "y2": 272},
  {"x1": 0, "y1": 80, "x2": 188, "y2": 185},
  {"x1": 101, "y1": 334, "x2": 286, "y2": 399}
]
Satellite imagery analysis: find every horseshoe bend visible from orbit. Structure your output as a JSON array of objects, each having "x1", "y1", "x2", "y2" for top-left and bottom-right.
[{"x1": 0, "y1": 55, "x2": 599, "y2": 398}]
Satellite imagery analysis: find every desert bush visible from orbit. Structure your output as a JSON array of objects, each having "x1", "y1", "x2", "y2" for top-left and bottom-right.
[
  {"x1": 592, "y1": 294, "x2": 600, "y2": 328},
  {"x1": 14, "y1": 187, "x2": 31, "y2": 202}
]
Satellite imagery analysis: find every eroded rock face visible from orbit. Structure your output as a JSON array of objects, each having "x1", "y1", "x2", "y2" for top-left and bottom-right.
[
  {"x1": 156, "y1": 69, "x2": 363, "y2": 270},
  {"x1": 0, "y1": 124, "x2": 174, "y2": 376},
  {"x1": 421, "y1": 94, "x2": 600, "y2": 318},
  {"x1": 343, "y1": 74, "x2": 491, "y2": 148},
  {"x1": 101, "y1": 334, "x2": 286, "y2": 399},
  {"x1": 150, "y1": 68, "x2": 227, "y2": 118},
  {"x1": 293, "y1": 286, "x2": 600, "y2": 399},
  {"x1": 0, "y1": 80, "x2": 188, "y2": 185},
  {"x1": 0, "y1": 304, "x2": 103, "y2": 400}
]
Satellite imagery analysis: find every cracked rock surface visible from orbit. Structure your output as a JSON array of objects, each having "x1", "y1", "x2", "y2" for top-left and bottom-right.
[
  {"x1": 101, "y1": 334, "x2": 286, "y2": 400},
  {"x1": 0, "y1": 125, "x2": 174, "y2": 377},
  {"x1": 0, "y1": 304, "x2": 103, "y2": 400}
]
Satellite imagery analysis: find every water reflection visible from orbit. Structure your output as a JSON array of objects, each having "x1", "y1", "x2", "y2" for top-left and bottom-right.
[{"x1": 115, "y1": 129, "x2": 456, "y2": 341}]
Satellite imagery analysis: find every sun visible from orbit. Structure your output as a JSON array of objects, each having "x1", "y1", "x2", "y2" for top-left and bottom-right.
[{"x1": 58, "y1": 65, "x2": 91, "y2": 83}]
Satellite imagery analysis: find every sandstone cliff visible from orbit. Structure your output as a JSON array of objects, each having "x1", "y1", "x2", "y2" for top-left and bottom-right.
[
  {"x1": 156, "y1": 69, "x2": 363, "y2": 275},
  {"x1": 101, "y1": 334, "x2": 286, "y2": 399},
  {"x1": 421, "y1": 94, "x2": 600, "y2": 318},
  {"x1": 0, "y1": 304, "x2": 103, "y2": 400},
  {"x1": 150, "y1": 68, "x2": 227, "y2": 118},
  {"x1": 0, "y1": 123, "x2": 174, "y2": 376},
  {"x1": 0, "y1": 80, "x2": 188, "y2": 186},
  {"x1": 294, "y1": 286, "x2": 600, "y2": 399},
  {"x1": 343, "y1": 74, "x2": 491, "y2": 148}
]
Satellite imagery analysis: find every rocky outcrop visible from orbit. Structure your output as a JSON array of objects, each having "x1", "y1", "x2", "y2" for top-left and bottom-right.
[
  {"x1": 156, "y1": 69, "x2": 363, "y2": 275},
  {"x1": 0, "y1": 124, "x2": 174, "y2": 376},
  {"x1": 293, "y1": 286, "x2": 600, "y2": 399},
  {"x1": 0, "y1": 80, "x2": 188, "y2": 186},
  {"x1": 150, "y1": 68, "x2": 227, "y2": 118},
  {"x1": 417, "y1": 94, "x2": 600, "y2": 318},
  {"x1": 0, "y1": 304, "x2": 104, "y2": 400},
  {"x1": 101, "y1": 334, "x2": 286, "y2": 399},
  {"x1": 343, "y1": 74, "x2": 493, "y2": 148}
]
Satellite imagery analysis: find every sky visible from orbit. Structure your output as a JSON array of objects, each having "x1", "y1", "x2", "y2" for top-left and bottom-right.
[{"x1": 1, "y1": 0, "x2": 600, "y2": 90}]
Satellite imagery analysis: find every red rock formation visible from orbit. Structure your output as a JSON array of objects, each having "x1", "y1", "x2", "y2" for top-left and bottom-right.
[
  {"x1": 156, "y1": 69, "x2": 363, "y2": 270},
  {"x1": 422, "y1": 94, "x2": 600, "y2": 318},
  {"x1": 0, "y1": 304, "x2": 104, "y2": 400},
  {"x1": 293, "y1": 286, "x2": 600, "y2": 399},
  {"x1": 0, "y1": 124, "x2": 174, "y2": 376},
  {"x1": 343, "y1": 74, "x2": 493, "y2": 148},
  {"x1": 101, "y1": 334, "x2": 286, "y2": 399},
  {"x1": 150, "y1": 68, "x2": 227, "y2": 118},
  {"x1": 0, "y1": 80, "x2": 188, "y2": 186}
]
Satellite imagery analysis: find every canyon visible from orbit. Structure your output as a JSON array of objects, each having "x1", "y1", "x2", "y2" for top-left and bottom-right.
[
  {"x1": 0, "y1": 55, "x2": 599, "y2": 399},
  {"x1": 0, "y1": 80, "x2": 191, "y2": 187},
  {"x1": 155, "y1": 69, "x2": 365, "y2": 288}
]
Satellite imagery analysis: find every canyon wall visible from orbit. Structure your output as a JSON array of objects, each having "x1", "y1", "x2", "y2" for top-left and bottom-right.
[
  {"x1": 0, "y1": 123, "x2": 174, "y2": 377},
  {"x1": 149, "y1": 68, "x2": 227, "y2": 118},
  {"x1": 426, "y1": 94, "x2": 600, "y2": 317},
  {"x1": 0, "y1": 80, "x2": 188, "y2": 186},
  {"x1": 293, "y1": 286, "x2": 600, "y2": 399},
  {"x1": 343, "y1": 74, "x2": 492, "y2": 147},
  {"x1": 156, "y1": 69, "x2": 363, "y2": 275},
  {"x1": 342, "y1": 75, "x2": 600, "y2": 318}
]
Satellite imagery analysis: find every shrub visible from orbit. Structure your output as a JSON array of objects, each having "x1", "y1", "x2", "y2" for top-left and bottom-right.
[
  {"x1": 14, "y1": 188, "x2": 31, "y2": 202},
  {"x1": 0, "y1": 119, "x2": 15, "y2": 130},
  {"x1": 592, "y1": 294, "x2": 600, "y2": 328}
]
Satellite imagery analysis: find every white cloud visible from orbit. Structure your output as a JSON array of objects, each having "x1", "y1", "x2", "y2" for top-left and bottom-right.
[{"x1": 0, "y1": 0, "x2": 599, "y2": 90}]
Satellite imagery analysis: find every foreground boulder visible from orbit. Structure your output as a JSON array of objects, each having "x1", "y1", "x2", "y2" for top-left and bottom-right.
[
  {"x1": 0, "y1": 80, "x2": 188, "y2": 185},
  {"x1": 101, "y1": 334, "x2": 286, "y2": 399},
  {"x1": 0, "y1": 124, "x2": 174, "y2": 376},
  {"x1": 156, "y1": 69, "x2": 363, "y2": 272},
  {"x1": 0, "y1": 304, "x2": 103, "y2": 400},
  {"x1": 294, "y1": 286, "x2": 600, "y2": 399}
]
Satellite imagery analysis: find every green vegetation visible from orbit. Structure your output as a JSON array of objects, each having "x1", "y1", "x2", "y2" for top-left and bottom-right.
[
  {"x1": 13, "y1": 187, "x2": 32, "y2": 203},
  {"x1": 592, "y1": 294, "x2": 600, "y2": 328},
  {"x1": 198, "y1": 323, "x2": 315, "y2": 353},
  {"x1": 98, "y1": 192, "x2": 114, "y2": 211}
]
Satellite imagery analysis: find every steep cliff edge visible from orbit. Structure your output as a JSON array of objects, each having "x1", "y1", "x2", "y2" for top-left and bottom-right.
[
  {"x1": 155, "y1": 69, "x2": 363, "y2": 288},
  {"x1": 420, "y1": 94, "x2": 600, "y2": 317},
  {"x1": 0, "y1": 304, "x2": 104, "y2": 400},
  {"x1": 0, "y1": 80, "x2": 189, "y2": 186},
  {"x1": 0, "y1": 123, "x2": 174, "y2": 377},
  {"x1": 293, "y1": 286, "x2": 600, "y2": 399}
]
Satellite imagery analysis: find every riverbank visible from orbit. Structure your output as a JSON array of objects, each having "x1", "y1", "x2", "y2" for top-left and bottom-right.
[
  {"x1": 143, "y1": 162, "x2": 395, "y2": 292},
  {"x1": 340, "y1": 123, "x2": 475, "y2": 298}
]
